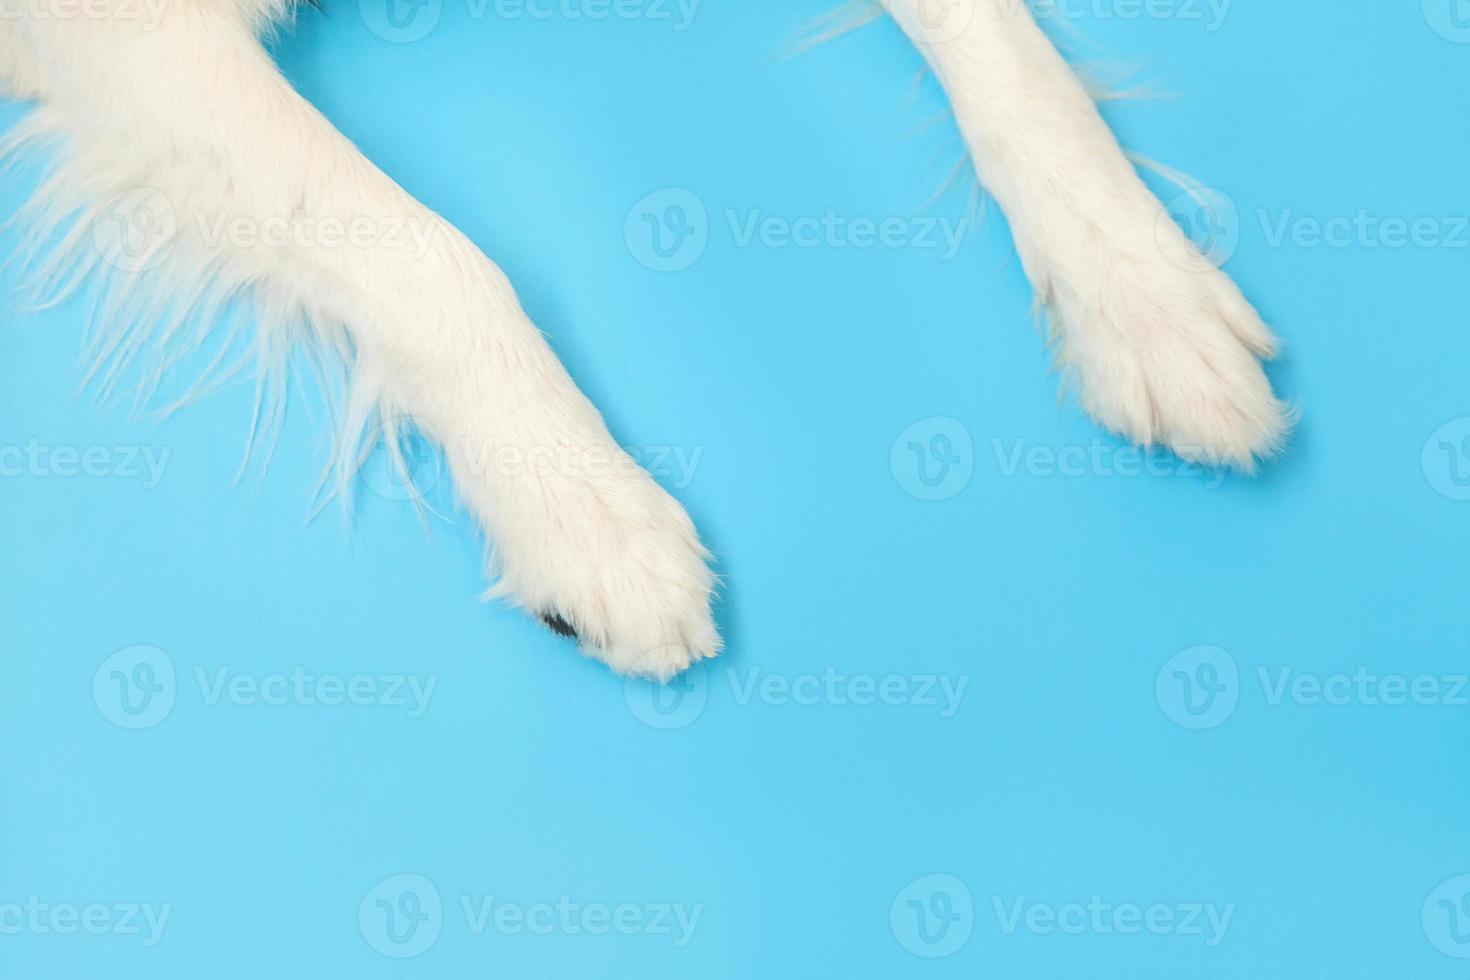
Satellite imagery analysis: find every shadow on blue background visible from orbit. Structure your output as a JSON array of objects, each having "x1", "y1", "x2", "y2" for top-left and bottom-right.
[{"x1": 2, "y1": 2, "x2": 1470, "y2": 976}]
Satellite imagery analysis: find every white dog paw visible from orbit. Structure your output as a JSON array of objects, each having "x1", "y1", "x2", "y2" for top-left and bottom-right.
[
  {"x1": 1043, "y1": 222, "x2": 1293, "y2": 471},
  {"x1": 485, "y1": 452, "x2": 720, "y2": 681}
]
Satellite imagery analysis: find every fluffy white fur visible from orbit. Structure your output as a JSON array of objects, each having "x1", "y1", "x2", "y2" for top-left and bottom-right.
[
  {"x1": 883, "y1": 0, "x2": 1290, "y2": 466},
  {"x1": 0, "y1": 0, "x2": 1287, "y2": 679}
]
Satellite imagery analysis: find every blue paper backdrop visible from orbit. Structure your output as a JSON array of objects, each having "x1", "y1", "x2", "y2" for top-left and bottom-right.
[{"x1": 3, "y1": 2, "x2": 1470, "y2": 976}]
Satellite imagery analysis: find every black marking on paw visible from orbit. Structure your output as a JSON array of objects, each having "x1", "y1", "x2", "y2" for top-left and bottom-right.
[{"x1": 540, "y1": 613, "x2": 578, "y2": 640}]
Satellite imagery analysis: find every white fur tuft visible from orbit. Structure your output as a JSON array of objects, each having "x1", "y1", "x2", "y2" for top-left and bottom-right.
[
  {"x1": 880, "y1": 0, "x2": 1292, "y2": 469},
  {"x1": 0, "y1": 4, "x2": 719, "y2": 678}
]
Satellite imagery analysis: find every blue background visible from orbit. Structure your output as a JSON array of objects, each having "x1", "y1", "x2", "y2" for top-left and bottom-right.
[{"x1": 3, "y1": 1, "x2": 1470, "y2": 976}]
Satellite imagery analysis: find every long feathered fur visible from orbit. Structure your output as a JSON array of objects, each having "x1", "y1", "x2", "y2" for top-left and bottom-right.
[{"x1": 0, "y1": 0, "x2": 1288, "y2": 679}]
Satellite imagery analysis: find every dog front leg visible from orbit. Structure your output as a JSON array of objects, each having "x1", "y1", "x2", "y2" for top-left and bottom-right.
[
  {"x1": 3, "y1": 5, "x2": 718, "y2": 677},
  {"x1": 883, "y1": 0, "x2": 1291, "y2": 468}
]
